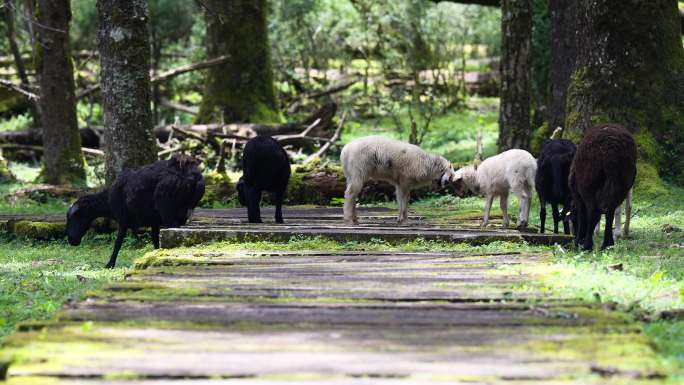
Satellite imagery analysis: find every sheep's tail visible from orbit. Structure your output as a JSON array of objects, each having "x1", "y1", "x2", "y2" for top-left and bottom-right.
[{"x1": 524, "y1": 161, "x2": 537, "y2": 196}]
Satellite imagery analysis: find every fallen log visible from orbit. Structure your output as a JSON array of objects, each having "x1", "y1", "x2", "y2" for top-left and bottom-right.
[
  {"x1": 0, "y1": 143, "x2": 104, "y2": 157},
  {"x1": 154, "y1": 102, "x2": 337, "y2": 143},
  {"x1": 0, "y1": 126, "x2": 102, "y2": 148}
]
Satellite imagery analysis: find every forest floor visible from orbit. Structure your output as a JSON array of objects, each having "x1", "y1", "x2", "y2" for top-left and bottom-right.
[
  {"x1": 0, "y1": 190, "x2": 683, "y2": 382},
  {"x1": 1, "y1": 205, "x2": 681, "y2": 384}
]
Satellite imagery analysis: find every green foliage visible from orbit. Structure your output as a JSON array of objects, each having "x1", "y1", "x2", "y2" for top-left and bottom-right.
[
  {"x1": 70, "y1": 0, "x2": 97, "y2": 51},
  {"x1": 0, "y1": 113, "x2": 32, "y2": 132},
  {"x1": 530, "y1": 0, "x2": 550, "y2": 113}
]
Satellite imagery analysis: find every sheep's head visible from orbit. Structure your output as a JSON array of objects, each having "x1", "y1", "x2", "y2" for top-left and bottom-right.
[
  {"x1": 236, "y1": 177, "x2": 247, "y2": 206},
  {"x1": 432, "y1": 156, "x2": 456, "y2": 189},
  {"x1": 450, "y1": 166, "x2": 478, "y2": 198},
  {"x1": 66, "y1": 198, "x2": 93, "y2": 246}
]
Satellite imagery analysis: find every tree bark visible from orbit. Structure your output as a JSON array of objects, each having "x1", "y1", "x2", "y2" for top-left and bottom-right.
[
  {"x1": 3, "y1": 0, "x2": 41, "y2": 127},
  {"x1": 196, "y1": 0, "x2": 280, "y2": 124},
  {"x1": 566, "y1": 0, "x2": 684, "y2": 183},
  {"x1": 97, "y1": 0, "x2": 157, "y2": 184},
  {"x1": 36, "y1": 0, "x2": 85, "y2": 185},
  {"x1": 547, "y1": 0, "x2": 577, "y2": 131},
  {"x1": 497, "y1": 0, "x2": 532, "y2": 151}
]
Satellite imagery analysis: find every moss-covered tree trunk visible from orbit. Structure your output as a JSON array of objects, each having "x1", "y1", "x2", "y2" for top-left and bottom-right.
[
  {"x1": 547, "y1": 0, "x2": 576, "y2": 131},
  {"x1": 497, "y1": 0, "x2": 532, "y2": 151},
  {"x1": 36, "y1": 0, "x2": 85, "y2": 186},
  {"x1": 97, "y1": 0, "x2": 157, "y2": 184},
  {"x1": 196, "y1": 0, "x2": 280, "y2": 124},
  {"x1": 566, "y1": 0, "x2": 684, "y2": 183}
]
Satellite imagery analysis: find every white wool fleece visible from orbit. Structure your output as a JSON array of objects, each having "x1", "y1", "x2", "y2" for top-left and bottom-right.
[
  {"x1": 453, "y1": 149, "x2": 536, "y2": 228},
  {"x1": 341, "y1": 135, "x2": 455, "y2": 224}
]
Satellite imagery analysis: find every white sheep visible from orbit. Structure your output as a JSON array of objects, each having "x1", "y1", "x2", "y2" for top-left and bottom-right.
[
  {"x1": 341, "y1": 136, "x2": 456, "y2": 225},
  {"x1": 451, "y1": 149, "x2": 537, "y2": 229}
]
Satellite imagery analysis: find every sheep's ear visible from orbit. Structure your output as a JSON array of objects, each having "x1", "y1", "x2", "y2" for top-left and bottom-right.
[
  {"x1": 440, "y1": 172, "x2": 451, "y2": 187},
  {"x1": 68, "y1": 203, "x2": 79, "y2": 216}
]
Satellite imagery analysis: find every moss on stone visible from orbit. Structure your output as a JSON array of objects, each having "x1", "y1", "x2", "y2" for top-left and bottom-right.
[
  {"x1": 634, "y1": 161, "x2": 670, "y2": 200},
  {"x1": 9, "y1": 221, "x2": 65, "y2": 241},
  {"x1": 200, "y1": 171, "x2": 236, "y2": 207}
]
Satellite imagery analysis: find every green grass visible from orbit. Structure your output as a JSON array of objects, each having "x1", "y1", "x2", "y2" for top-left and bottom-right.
[{"x1": 0, "y1": 234, "x2": 150, "y2": 339}]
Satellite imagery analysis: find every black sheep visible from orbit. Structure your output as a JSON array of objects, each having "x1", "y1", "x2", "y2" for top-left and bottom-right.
[
  {"x1": 535, "y1": 138, "x2": 576, "y2": 234},
  {"x1": 66, "y1": 155, "x2": 205, "y2": 268},
  {"x1": 569, "y1": 124, "x2": 636, "y2": 251},
  {"x1": 237, "y1": 136, "x2": 291, "y2": 223}
]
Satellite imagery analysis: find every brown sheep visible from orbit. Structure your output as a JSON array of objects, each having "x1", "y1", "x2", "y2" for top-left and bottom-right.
[{"x1": 569, "y1": 124, "x2": 637, "y2": 251}]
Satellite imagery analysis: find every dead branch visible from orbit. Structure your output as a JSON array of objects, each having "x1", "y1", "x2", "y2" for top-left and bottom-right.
[
  {"x1": 0, "y1": 78, "x2": 39, "y2": 100},
  {"x1": 77, "y1": 55, "x2": 231, "y2": 99},
  {"x1": 160, "y1": 98, "x2": 199, "y2": 115},
  {"x1": 287, "y1": 78, "x2": 358, "y2": 113},
  {"x1": 304, "y1": 111, "x2": 347, "y2": 164}
]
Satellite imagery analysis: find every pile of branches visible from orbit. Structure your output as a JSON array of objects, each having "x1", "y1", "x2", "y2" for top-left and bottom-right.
[{"x1": 0, "y1": 102, "x2": 347, "y2": 170}]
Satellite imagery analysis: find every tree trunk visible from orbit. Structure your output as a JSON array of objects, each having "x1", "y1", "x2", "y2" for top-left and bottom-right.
[
  {"x1": 3, "y1": 0, "x2": 41, "y2": 127},
  {"x1": 547, "y1": 0, "x2": 577, "y2": 131},
  {"x1": 497, "y1": 0, "x2": 532, "y2": 151},
  {"x1": 566, "y1": 0, "x2": 684, "y2": 183},
  {"x1": 196, "y1": 0, "x2": 280, "y2": 124},
  {"x1": 97, "y1": 0, "x2": 157, "y2": 184},
  {"x1": 36, "y1": 0, "x2": 85, "y2": 186}
]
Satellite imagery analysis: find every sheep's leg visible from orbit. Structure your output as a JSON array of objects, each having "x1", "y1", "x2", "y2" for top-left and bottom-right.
[
  {"x1": 560, "y1": 204, "x2": 571, "y2": 235},
  {"x1": 344, "y1": 182, "x2": 362, "y2": 225},
  {"x1": 401, "y1": 189, "x2": 411, "y2": 224},
  {"x1": 551, "y1": 203, "x2": 561, "y2": 234},
  {"x1": 582, "y1": 207, "x2": 601, "y2": 251},
  {"x1": 514, "y1": 191, "x2": 531, "y2": 229},
  {"x1": 574, "y1": 199, "x2": 586, "y2": 249},
  {"x1": 624, "y1": 189, "x2": 632, "y2": 237},
  {"x1": 151, "y1": 224, "x2": 160, "y2": 249},
  {"x1": 614, "y1": 204, "x2": 623, "y2": 239},
  {"x1": 395, "y1": 186, "x2": 410, "y2": 224},
  {"x1": 601, "y1": 209, "x2": 616, "y2": 250},
  {"x1": 246, "y1": 187, "x2": 263, "y2": 223},
  {"x1": 106, "y1": 225, "x2": 127, "y2": 269},
  {"x1": 538, "y1": 199, "x2": 546, "y2": 234},
  {"x1": 500, "y1": 193, "x2": 510, "y2": 229},
  {"x1": 274, "y1": 189, "x2": 285, "y2": 224},
  {"x1": 481, "y1": 195, "x2": 494, "y2": 228}
]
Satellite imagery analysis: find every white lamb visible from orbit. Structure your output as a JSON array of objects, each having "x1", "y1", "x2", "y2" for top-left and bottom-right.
[
  {"x1": 341, "y1": 136, "x2": 456, "y2": 225},
  {"x1": 451, "y1": 149, "x2": 537, "y2": 229}
]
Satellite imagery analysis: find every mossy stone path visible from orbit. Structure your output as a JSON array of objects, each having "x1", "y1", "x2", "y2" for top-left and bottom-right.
[
  {"x1": 162, "y1": 207, "x2": 572, "y2": 248},
  {"x1": 0, "y1": 208, "x2": 671, "y2": 384}
]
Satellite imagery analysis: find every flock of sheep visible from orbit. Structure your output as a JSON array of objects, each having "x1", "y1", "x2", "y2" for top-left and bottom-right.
[{"x1": 66, "y1": 123, "x2": 636, "y2": 268}]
